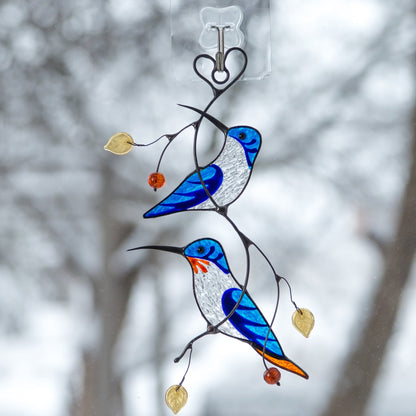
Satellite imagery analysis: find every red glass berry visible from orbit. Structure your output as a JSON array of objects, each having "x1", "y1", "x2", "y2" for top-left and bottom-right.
[
  {"x1": 263, "y1": 367, "x2": 281, "y2": 384},
  {"x1": 148, "y1": 172, "x2": 165, "y2": 190}
]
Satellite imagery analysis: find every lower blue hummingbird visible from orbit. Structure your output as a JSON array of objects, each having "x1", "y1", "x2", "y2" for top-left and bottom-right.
[
  {"x1": 143, "y1": 106, "x2": 261, "y2": 218},
  {"x1": 128, "y1": 238, "x2": 308, "y2": 379}
]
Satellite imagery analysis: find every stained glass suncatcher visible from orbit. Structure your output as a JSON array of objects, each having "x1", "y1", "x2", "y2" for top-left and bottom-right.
[{"x1": 105, "y1": 21, "x2": 314, "y2": 415}]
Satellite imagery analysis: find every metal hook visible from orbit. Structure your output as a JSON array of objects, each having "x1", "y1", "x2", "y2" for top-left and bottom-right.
[{"x1": 210, "y1": 24, "x2": 231, "y2": 72}]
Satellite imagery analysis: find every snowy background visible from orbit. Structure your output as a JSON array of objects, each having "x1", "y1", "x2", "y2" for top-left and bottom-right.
[{"x1": 1, "y1": 0, "x2": 415, "y2": 415}]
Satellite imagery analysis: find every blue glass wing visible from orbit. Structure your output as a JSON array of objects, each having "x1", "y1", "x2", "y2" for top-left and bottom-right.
[
  {"x1": 144, "y1": 164, "x2": 223, "y2": 218},
  {"x1": 221, "y1": 288, "x2": 284, "y2": 357}
]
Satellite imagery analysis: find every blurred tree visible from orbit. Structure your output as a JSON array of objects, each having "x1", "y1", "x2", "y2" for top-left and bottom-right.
[
  {"x1": 1, "y1": 0, "x2": 415, "y2": 415},
  {"x1": 0, "y1": 1, "x2": 185, "y2": 415},
  {"x1": 321, "y1": 56, "x2": 416, "y2": 416},
  {"x1": 198, "y1": 1, "x2": 416, "y2": 414}
]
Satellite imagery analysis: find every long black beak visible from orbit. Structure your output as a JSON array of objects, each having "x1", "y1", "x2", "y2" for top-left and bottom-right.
[
  {"x1": 127, "y1": 245, "x2": 184, "y2": 255},
  {"x1": 179, "y1": 104, "x2": 228, "y2": 134}
]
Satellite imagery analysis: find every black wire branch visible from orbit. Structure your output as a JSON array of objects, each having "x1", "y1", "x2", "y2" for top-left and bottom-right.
[{"x1": 130, "y1": 48, "x2": 302, "y2": 387}]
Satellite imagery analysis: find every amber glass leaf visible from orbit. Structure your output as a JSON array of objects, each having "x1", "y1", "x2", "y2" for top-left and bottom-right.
[
  {"x1": 292, "y1": 308, "x2": 315, "y2": 338},
  {"x1": 104, "y1": 132, "x2": 134, "y2": 155},
  {"x1": 165, "y1": 385, "x2": 188, "y2": 414}
]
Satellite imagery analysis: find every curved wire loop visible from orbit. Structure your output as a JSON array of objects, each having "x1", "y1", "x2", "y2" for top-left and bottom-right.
[{"x1": 193, "y1": 47, "x2": 247, "y2": 97}]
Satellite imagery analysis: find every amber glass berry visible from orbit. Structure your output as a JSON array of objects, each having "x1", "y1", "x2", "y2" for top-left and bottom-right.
[
  {"x1": 148, "y1": 172, "x2": 165, "y2": 190},
  {"x1": 263, "y1": 367, "x2": 281, "y2": 384}
]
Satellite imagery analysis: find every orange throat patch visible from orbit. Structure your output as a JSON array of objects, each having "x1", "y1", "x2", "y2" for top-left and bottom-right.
[{"x1": 188, "y1": 257, "x2": 210, "y2": 274}]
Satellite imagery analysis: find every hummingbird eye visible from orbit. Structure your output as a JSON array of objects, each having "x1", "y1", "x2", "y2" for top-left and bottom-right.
[
  {"x1": 197, "y1": 246, "x2": 204, "y2": 254},
  {"x1": 239, "y1": 132, "x2": 246, "y2": 140}
]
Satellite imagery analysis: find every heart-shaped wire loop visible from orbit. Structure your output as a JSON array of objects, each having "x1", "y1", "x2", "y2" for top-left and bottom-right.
[{"x1": 193, "y1": 47, "x2": 247, "y2": 98}]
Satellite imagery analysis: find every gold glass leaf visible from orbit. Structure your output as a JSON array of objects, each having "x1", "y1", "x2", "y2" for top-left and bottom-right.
[
  {"x1": 104, "y1": 132, "x2": 134, "y2": 155},
  {"x1": 165, "y1": 385, "x2": 188, "y2": 415},
  {"x1": 292, "y1": 308, "x2": 315, "y2": 338}
]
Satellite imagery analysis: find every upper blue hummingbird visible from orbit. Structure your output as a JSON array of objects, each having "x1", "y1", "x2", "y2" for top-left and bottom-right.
[
  {"x1": 143, "y1": 106, "x2": 261, "y2": 218},
  {"x1": 128, "y1": 238, "x2": 308, "y2": 379}
]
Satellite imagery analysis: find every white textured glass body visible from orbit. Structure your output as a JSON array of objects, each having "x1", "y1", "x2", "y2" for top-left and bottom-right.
[
  {"x1": 193, "y1": 262, "x2": 242, "y2": 339},
  {"x1": 194, "y1": 138, "x2": 249, "y2": 209}
]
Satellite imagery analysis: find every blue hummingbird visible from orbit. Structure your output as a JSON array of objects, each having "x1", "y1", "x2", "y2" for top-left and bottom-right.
[
  {"x1": 143, "y1": 106, "x2": 261, "y2": 218},
  {"x1": 128, "y1": 238, "x2": 308, "y2": 379}
]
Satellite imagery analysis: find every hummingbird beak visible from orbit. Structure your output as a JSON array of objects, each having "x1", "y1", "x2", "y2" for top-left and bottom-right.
[
  {"x1": 178, "y1": 104, "x2": 228, "y2": 134},
  {"x1": 127, "y1": 245, "x2": 184, "y2": 255}
]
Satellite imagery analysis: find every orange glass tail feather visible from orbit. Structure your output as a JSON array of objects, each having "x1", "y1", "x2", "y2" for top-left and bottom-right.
[{"x1": 255, "y1": 348, "x2": 309, "y2": 379}]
